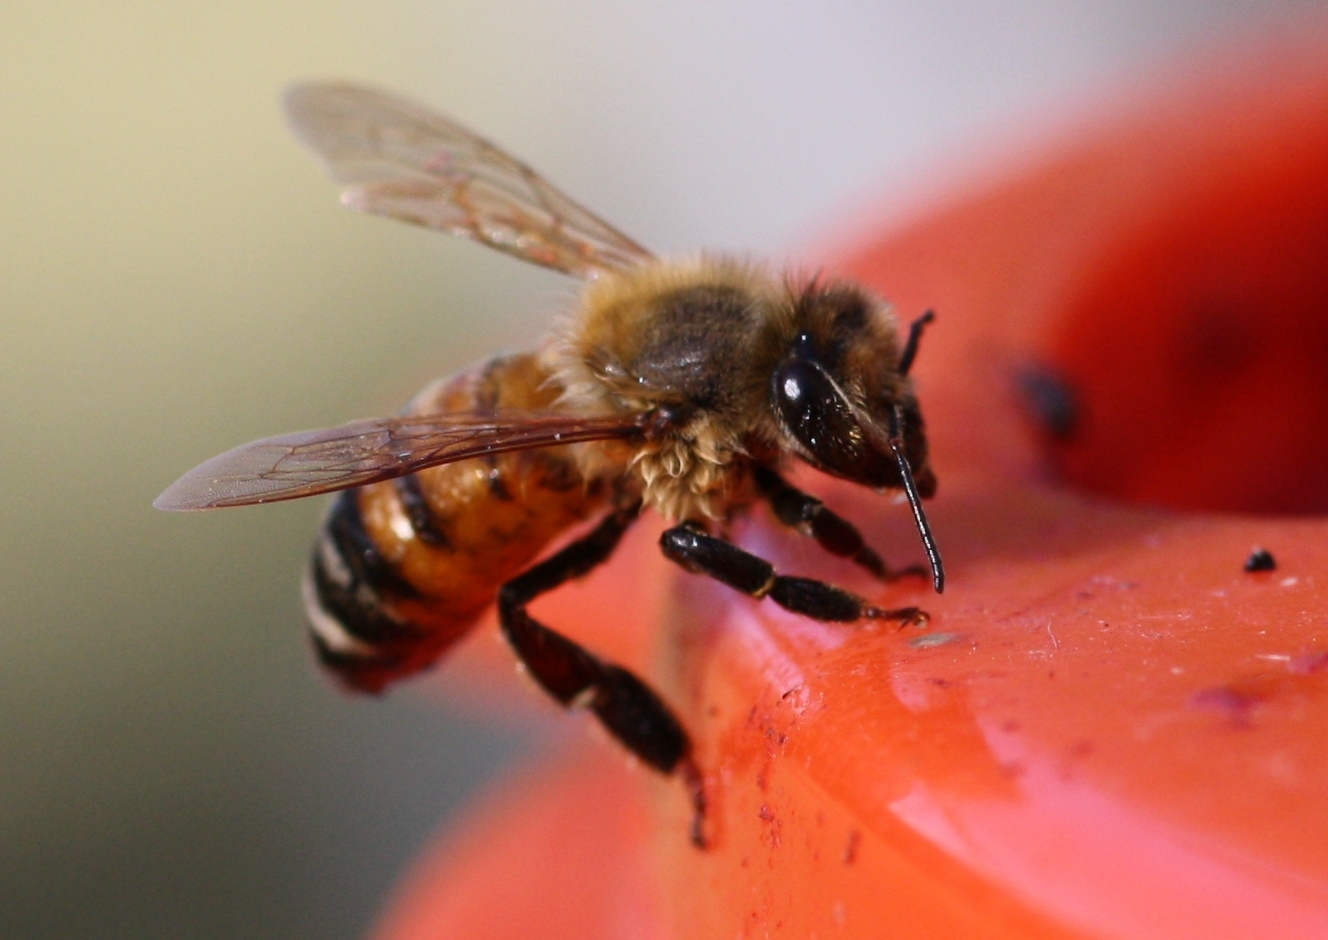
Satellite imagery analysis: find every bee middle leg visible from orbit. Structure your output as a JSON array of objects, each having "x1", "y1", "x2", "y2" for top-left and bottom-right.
[
  {"x1": 751, "y1": 464, "x2": 927, "y2": 582},
  {"x1": 497, "y1": 500, "x2": 691, "y2": 774},
  {"x1": 659, "y1": 521, "x2": 925, "y2": 625}
]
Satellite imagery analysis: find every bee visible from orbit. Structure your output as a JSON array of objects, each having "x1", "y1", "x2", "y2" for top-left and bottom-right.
[{"x1": 156, "y1": 83, "x2": 943, "y2": 838}]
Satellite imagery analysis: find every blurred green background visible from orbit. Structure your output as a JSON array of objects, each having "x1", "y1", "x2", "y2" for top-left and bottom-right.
[{"x1": 0, "y1": 2, "x2": 1314, "y2": 937}]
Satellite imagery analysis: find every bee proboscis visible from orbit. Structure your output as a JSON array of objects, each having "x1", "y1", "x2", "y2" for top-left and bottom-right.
[{"x1": 157, "y1": 83, "x2": 944, "y2": 844}]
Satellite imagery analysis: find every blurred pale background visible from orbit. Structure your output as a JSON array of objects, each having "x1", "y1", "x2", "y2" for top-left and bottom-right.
[{"x1": 0, "y1": 2, "x2": 1317, "y2": 937}]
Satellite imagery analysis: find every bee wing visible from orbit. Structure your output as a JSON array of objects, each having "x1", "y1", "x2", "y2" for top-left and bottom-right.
[
  {"x1": 155, "y1": 412, "x2": 641, "y2": 511},
  {"x1": 285, "y1": 82, "x2": 655, "y2": 279}
]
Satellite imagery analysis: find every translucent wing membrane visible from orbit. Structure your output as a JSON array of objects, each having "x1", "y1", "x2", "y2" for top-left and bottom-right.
[
  {"x1": 285, "y1": 83, "x2": 655, "y2": 279},
  {"x1": 155, "y1": 412, "x2": 642, "y2": 511}
]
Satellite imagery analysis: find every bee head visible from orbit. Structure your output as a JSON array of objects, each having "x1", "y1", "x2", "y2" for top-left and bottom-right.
[
  {"x1": 770, "y1": 290, "x2": 943, "y2": 591},
  {"x1": 772, "y1": 342, "x2": 935, "y2": 495},
  {"x1": 770, "y1": 288, "x2": 935, "y2": 490}
]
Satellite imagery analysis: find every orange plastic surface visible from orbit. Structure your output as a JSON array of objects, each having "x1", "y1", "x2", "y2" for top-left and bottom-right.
[
  {"x1": 373, "y1": 747, "x2": 666, "y2": 940},
  {"x1": 376, "y1": 28, "x2": 1328, "y2": 940}
]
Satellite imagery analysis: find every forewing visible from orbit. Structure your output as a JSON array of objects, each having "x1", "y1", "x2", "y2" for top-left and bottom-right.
[
  {"x1": 285, "y1": 82, "x2": 655, "y2": 279},
  {"x1": 155, "y1": 412, "x2": 641, "y2": 511}
]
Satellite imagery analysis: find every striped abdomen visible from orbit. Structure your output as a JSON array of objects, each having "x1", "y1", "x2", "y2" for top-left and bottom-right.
[{"x1": 304, "y1": 350, "x2": 613, "y2": 693}]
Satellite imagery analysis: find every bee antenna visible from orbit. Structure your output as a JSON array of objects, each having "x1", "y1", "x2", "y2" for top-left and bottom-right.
[
  {"x1": 889, "y1": 404, "x2": 944, "y2": 593},
  {"x1": 896, "y1": 310, "x2": 936, "y2": 377}
]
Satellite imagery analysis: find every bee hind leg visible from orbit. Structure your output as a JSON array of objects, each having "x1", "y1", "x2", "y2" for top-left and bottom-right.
[
  {"x1": 497, "y1": 500, "x2": 708, "y2": 843},
  {"x1": 659, "y1": 521, "x2": 926, "y2": 625},
  {"x1": 751, "y1": 465, "x2": 927, "y2": 582}
]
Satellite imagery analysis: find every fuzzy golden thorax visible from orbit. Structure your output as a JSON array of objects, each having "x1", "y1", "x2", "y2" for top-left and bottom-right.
[{"x1": 547, "y1": 255, "x2": 917, "y2": 520}]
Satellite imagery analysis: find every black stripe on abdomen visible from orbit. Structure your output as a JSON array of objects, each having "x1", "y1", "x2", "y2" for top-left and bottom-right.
[
  {"x1": 303, "y1": 491, "x2": 423, "y2": 692},
  {"x1": 394, "y1": 475, "x2": 453, "y2": 548},
  {"x1": 308, "y1": 540, "x2": 418, "y2": 646},
  {"x1": 322, "y1": 490, "x2": 423, "y2": 602}
]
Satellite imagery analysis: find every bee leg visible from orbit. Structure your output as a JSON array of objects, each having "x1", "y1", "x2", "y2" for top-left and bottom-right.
[
  {"x1": 498, "y1": 502, "x2": 707, "y2": 841},
  {"x1": 751, "y1": 465, "x2": 926, "y2": 582},
  {"x1": 660, "y1": 522, "x2": 927, "y2": 625}
]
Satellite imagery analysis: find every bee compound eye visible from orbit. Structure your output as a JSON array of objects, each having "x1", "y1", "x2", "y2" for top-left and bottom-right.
[
  {"x1": 772, "y1": 357, "x2": 907, "y2": 489},
  {"x1": 772, "y1": 358, "x2": 836, "y2": 429},
  {"x1": 772, "y1": 359, "x2": 859, "y2": 468}
]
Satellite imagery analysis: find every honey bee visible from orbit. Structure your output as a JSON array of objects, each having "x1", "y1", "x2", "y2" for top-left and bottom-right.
[{"x1": 157, "y1": 83, "x2": 943, "y2": 838}]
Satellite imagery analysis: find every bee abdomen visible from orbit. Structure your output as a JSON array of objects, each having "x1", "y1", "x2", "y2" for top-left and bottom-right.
[
  {"x1": 301, "y1": 350, "x2": 614, "y2": 695},
  {"x1": 303, "y1": 490, "x2": 428, "y2": 693}
]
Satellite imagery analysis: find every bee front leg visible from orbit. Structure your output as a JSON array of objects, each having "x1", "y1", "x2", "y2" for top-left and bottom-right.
[
  {"x1": 660, "y1": 522, "x2": 926, "y2": 625},
  {"x1": 751, "y1": 465, "x2": 927, "y2": 582},
  {"x1": 498, "y1": 501, "x2": 707, "y2": 842}
]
